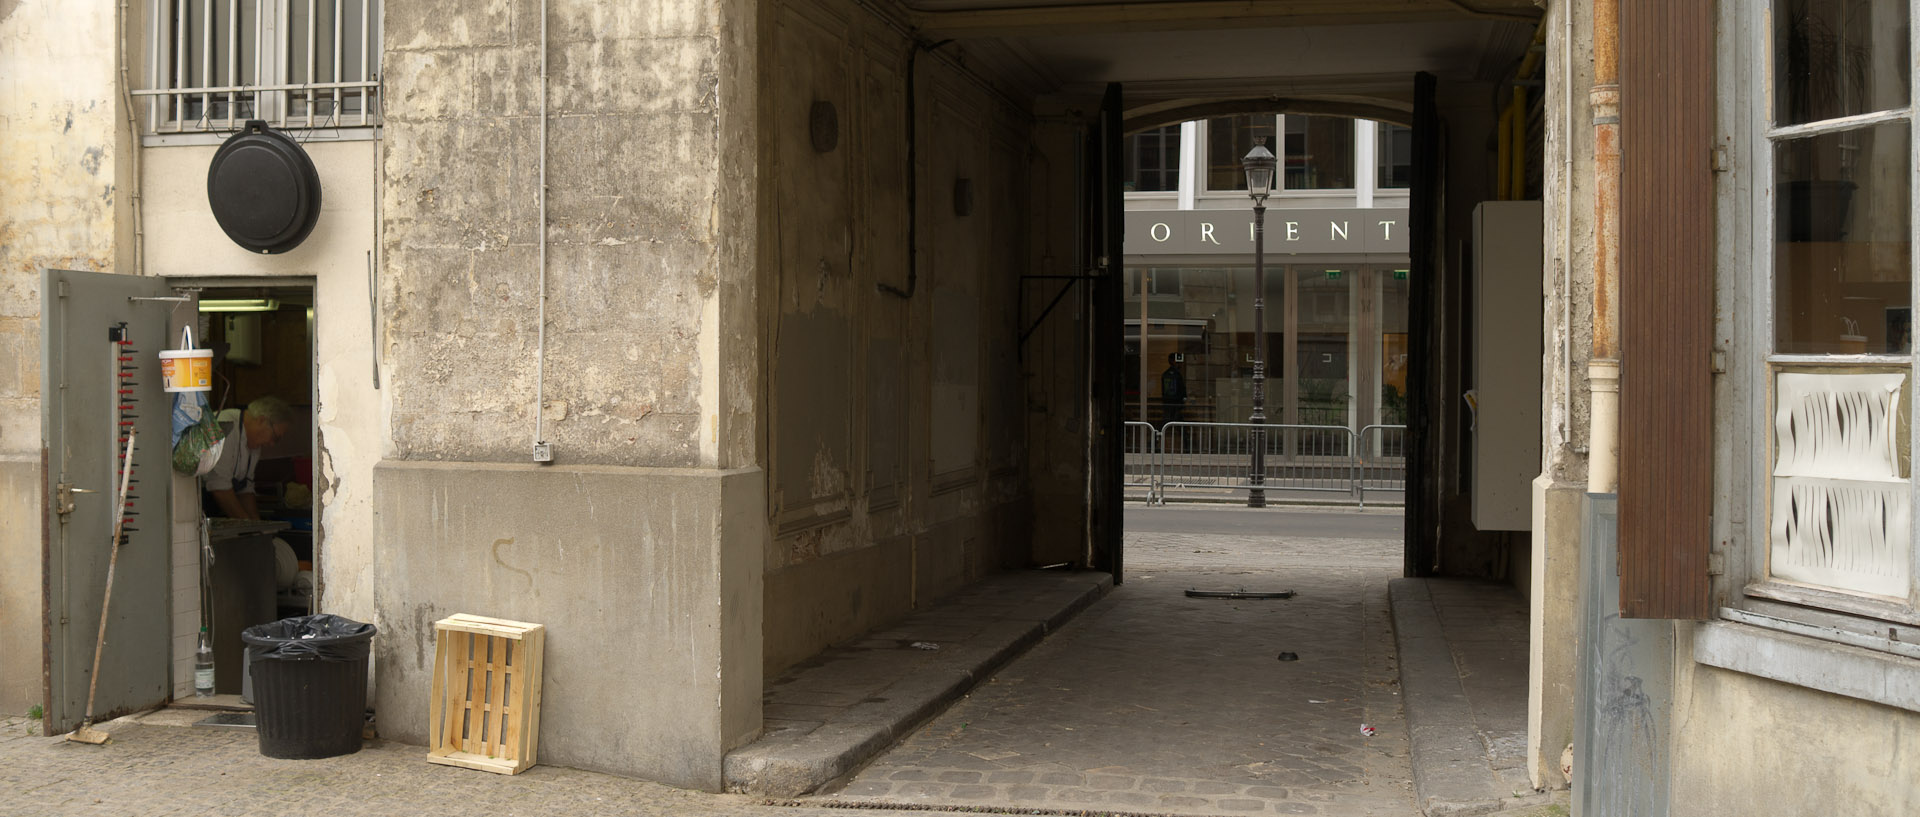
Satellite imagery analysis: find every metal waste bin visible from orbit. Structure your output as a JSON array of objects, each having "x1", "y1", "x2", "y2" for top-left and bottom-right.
[{"x1": 241, "y1": 614, "x2": 376, "y2": 759}]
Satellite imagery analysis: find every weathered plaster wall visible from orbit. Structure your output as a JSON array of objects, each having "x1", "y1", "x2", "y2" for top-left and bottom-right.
[
  {"x1": 0, "y1": 0, "x2": 125, "y2": 713},
  {"x1": 381, "y1": 0, "x2": 754, "y2": 469},
  {"x1": 1667, "y1": 661, "x2": 1918, "y2": 817},
  {"x1": 758, "y1": 0, "x2": 1037, "y2": 677}
]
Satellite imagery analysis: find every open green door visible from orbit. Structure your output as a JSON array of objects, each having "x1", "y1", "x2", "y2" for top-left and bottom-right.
[{"x1": 41, "y1": 269, "x2": 176, "y2": 734}]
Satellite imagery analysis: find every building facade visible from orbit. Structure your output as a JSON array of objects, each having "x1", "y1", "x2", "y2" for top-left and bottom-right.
[
  {"x1": 1, "y1": 0, "x2": 1917, "y2": 813},
  {"x1": 1121, "y1": 116, "x2": 1412, "y2": 432}
]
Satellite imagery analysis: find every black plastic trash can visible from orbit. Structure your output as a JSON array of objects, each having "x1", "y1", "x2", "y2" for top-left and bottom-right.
[{"x1": 241, "y1": 614, "x2": 377, "y2": 759}]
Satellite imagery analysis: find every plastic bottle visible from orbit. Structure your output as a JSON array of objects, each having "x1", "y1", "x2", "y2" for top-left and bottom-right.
[{"x1": 195, "y1": 627, "x2": 215, "y2": 697}]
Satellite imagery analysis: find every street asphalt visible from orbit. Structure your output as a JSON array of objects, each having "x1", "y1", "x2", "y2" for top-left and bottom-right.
[{"x1": 1126, "y1": 503, "x2": 1404, "y2": 540}]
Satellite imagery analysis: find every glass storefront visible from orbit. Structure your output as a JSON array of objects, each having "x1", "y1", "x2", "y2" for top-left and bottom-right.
[{"x1": 1123, "y1": 264, "x2": 1411, "y2": 433}]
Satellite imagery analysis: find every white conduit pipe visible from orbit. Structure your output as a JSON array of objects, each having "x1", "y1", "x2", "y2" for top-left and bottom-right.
[{"x1": 533, "y1": 0, "x2": 550, "y2": 461}]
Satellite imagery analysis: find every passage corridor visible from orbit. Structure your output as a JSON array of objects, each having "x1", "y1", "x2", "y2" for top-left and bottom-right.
[{"x1": 822, "y1": 508, "x2": 1419, "y2": 816}]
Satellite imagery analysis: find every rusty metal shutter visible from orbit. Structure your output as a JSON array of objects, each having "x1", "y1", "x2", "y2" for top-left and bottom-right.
[{"x1": 1618, "y1": 0, "x2": 1715, "y2": 619}]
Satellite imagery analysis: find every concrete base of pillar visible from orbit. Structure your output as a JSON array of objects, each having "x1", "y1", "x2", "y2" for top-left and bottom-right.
[
  {"x1": 371, "y1": 461, "x2": 765, "y2": 790},
  {"x1": 1527, "y1": 475, "x2": 1584, "y2": 791}
]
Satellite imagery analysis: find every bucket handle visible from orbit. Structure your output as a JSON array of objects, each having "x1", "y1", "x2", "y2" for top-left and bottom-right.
[{"x1": 178, "y1": 326, "x2": 197, "y2": 351}]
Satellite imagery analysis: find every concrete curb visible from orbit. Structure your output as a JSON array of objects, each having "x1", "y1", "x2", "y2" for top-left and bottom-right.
[
  {"x1": 1389, "y1": 578, "x2": 1506, "y2": 817},
  {"x1": 724, "y1": 572, "x2": 1113, "y2": 797}
]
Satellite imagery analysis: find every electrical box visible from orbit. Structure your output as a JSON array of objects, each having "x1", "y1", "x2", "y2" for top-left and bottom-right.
[{"x1": 1471, "y1": 201, "x2": 1543, "y2": 531}]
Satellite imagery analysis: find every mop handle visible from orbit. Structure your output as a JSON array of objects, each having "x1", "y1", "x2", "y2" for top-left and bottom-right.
[{"x1": 80, "y1": 432, "x2": 136, "y2": 727}]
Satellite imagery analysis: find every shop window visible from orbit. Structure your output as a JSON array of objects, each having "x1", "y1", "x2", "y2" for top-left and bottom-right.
[
  {"x1": 145, "y1": 0, "x2": 381, "y2": 133},
  {"x1": 1125, "y1": 125, "x2": 1182, "y2": 193},
  {"x1": 1752, "y1": 0, "x2": 1918, "y2": 627},
  {"x1": 1377, "y1": 123, "x2": 1413, "y2": 189}
]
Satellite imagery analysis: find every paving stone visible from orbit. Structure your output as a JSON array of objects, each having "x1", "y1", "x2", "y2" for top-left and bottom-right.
[
  {"x1": 935, "y1": 770, "x2": 982, "y2": 784},
  {"x1": 1143, "y1": 777, "x2": 1189, "y2": 792},
  {"x1": 1158, "y1": 794, "x2": 1213, "y2": 808},
  {"x1": 1087, "y1": 774, "x2": 1138, "y2": 790},
  {"x1": 1218, "y1": 798, "x2": 1269, "y2": 811},
  {"x1": 947, "y1": 784, "x2": 998, "y2": 800},
  {"x1": 986, "y1": 770, "x2": 1034, "y2": 784},
  {"x1": 1005, "y1": 784, "x2": 1052, "y2": 800}
]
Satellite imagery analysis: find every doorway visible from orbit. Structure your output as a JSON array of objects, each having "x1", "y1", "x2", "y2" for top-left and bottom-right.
[{"x1": 174, "y1": 283, "x2": 320, "y2": 705}]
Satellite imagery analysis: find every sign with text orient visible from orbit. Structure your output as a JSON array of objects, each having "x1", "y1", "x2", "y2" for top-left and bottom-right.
[{"x1": 1125, "y1": 208, "x2": 1409, "y2": 256}]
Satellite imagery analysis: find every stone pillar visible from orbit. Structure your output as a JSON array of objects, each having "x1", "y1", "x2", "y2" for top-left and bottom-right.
[
  {"x1": 1528, "y1": 0, "x2": 1597, "y2": 792},
  {"x1": 373, "y1": 0, "x2": 762, "y2": 789}
]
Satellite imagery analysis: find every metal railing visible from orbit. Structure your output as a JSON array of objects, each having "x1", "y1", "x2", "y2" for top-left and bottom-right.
[
  {"x1": 137, "y1": 0, "x2": 382, "y2": 134},
  {"x1": 1122, "y1": 422, "x2": 1408, "y2": 506},
  {"x1": 1123, "y1": 421, "x2": 1159, "y2": 495}
]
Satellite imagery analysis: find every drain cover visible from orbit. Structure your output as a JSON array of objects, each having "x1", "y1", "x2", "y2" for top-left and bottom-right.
[{"x1": 195, "y1": 712, "x2": 257, "y2": 730}]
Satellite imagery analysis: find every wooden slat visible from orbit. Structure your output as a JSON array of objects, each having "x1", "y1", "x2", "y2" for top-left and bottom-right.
[
  {"x1": 501, "y1": 639, "x2": 520, "y2": 761},
  {"x1": 522, "y1": 629, "x2": 544, "y2": 766},
  {"x1": 429, "y1": 630, "x2": 449, "y2": 754},
  {"x1": 443, "y1": 632, "x2": 470, "y2": 750},
  {"x1": 1617, "y1": 0, "x2": 1715, "y2": 619}
]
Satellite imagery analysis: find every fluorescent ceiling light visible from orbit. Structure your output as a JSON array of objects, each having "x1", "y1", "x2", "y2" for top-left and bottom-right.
[{"x1": 199, "y1": 298, "x2": 280, "y2": 312}]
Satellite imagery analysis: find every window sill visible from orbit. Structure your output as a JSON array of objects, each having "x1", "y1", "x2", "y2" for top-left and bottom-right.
[
  {"x1": 142, "y1": 127, "x2": 379, "y2": 148},
  {"x1": 1694, "y1": 619, "x2": 1920, "y2": 713}
]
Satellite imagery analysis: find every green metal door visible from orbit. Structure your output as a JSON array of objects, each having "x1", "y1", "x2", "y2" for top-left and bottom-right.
[{"x1": 41, "y1": 269, "x2": 176, "y2": 733}]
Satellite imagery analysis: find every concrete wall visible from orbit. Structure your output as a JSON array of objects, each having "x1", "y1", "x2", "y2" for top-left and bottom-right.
[
  {"x1": 1668, "y1": 660, "x2": 1918, "y2": 817},
  {"x1": 372, "y1": 462, "x2": 764, "y2": 790},
  {"x1": 0, "y1": 0, "x2": 127, "y2": 714},
  {"x1": 758, "y1": 0, "x2": 1037, "y2": 677}
]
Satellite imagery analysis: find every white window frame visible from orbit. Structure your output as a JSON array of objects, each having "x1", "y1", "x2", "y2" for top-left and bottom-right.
[
  {"x1": 1198, "y1": 115, "x2": 1361, "y2": 198},
  {"x1": 1727, "y1": 0, "x2": 1920, "y2": 649},
  {"x1": 136, "y1": 0, "x2": 381, "y2": 137}
]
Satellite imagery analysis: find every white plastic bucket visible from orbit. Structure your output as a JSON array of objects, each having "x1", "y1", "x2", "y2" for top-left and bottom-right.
[{"x1": 160, "y1": 327, "x2": 213, "y2": 393}]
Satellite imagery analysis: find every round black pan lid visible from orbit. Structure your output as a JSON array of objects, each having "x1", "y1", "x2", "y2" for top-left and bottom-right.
[{"x1": 207, "y1": 121, "x2": 322, "y2": 254}]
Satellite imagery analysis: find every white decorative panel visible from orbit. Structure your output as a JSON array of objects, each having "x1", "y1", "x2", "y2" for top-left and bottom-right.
[{"x1": 1770, "y1": 372, "x2": 1911, "y2": 599}]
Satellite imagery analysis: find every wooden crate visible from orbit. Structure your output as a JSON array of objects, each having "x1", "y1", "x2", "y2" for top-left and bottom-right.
[{"x1": 428, "y1": 614, "x2": 545, "y2": 775}]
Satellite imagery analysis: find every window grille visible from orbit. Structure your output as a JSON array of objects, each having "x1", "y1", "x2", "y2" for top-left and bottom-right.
[{"x1": 135, "y1": 0, "x2": 380, "y2": 134}]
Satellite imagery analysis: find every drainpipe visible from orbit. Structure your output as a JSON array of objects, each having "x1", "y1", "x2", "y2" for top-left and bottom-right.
[
  {"x1": 118, "y1": 0, "x2": 145, "y2": 277},
  {"x1": 1587, "y1": 0, "x2": 1621, "y2": 493}
]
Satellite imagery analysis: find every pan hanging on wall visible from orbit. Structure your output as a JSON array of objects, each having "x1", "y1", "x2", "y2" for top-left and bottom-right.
[{"x1": 207, "y1": 120, "x2": 322, "y2": 254}]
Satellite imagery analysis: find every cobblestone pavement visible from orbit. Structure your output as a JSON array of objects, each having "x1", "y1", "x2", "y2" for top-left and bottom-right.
[
  {"x1": 0, "y1": 712, "x2": 899, "y2": 817},
  {"x1": 818, "y1": 529, "x2": 1420, "y2": 816}
]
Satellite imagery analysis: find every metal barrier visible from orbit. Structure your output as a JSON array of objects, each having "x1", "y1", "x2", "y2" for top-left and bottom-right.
[
  {"x1": 1120, "y1": 422, "x2": 1409, "y2": 506},
  {"x1": 1158, "y1": 422, "x2": 1357, "y2": 500},
  {"x1": 1355, "y1": 424, "x2": 1409, "y2": 507},
  {"x1": 1123, "y1": 421, "x2": 1159, "y2": 501}
]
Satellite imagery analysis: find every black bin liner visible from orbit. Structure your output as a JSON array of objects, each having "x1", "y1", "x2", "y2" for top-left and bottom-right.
[{"x1": 242, "y1": 614, "x2": 377, "y2": 759}]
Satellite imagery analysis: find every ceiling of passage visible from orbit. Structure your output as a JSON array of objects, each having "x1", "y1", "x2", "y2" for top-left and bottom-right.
[{"x1": 890, "y1": 0, "x2": 1544, "y2": 113}]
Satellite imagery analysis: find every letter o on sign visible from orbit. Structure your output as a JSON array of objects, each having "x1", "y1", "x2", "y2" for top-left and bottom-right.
[{"x1": 1150, "y1": 222, "x2": 1172, "y2": 242}]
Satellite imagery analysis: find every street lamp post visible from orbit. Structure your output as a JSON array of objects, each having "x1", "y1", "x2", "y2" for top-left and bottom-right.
[{"x1": 1243, "y1": 138, "x2": 1276, "y2": 508}]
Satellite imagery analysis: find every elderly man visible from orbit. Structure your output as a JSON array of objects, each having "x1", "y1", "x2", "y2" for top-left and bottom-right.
[{"x1": 204, "y1": 396, "x2": 293, "y2": 521}]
